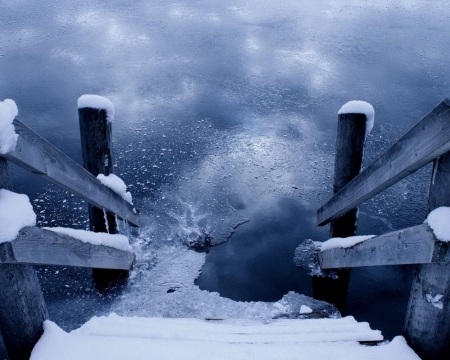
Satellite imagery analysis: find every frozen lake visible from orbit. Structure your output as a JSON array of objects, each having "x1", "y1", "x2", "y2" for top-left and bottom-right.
[{"x1": 2, "y1": 0, "x2": 450, "y2": 353}]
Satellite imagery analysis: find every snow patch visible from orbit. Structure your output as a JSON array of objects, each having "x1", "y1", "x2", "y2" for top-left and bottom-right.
[
  {"x1": 0, "y1": 189, "x2": 36, "y2": 243},
  {"x1": 338, "y1": 100, "x2": 375, "y2": 134},
  {"x1": 77, "y1": 95, "x2": 114, "y2": 122},
  {"x1": 321, "y1": 235, "x2": 375, "y2": 251},
  {"x1": 425, "y1": 206, "x2": 450, "y2": 242},
  {"x1": 43, "y1": 227, "x2": 132, "y2": 252},
  {"x1": 97, "y1": 173, "x2": 133, "y2": 204},
  {"x1": 426, "y1": 293, "x2": 444, "y2": 310},
  {"x1": 0, "y1": 99, "x2": 19, "y2": 154},
  {"x1": 300, "y1": 305, "x2": 312, "y2": 314}
]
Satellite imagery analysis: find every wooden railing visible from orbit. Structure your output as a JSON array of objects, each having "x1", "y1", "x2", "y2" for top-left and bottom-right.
[
  {"x1": 0, "y1": 101, "x2": 138, "y2": 360},
  {"x1": 296, "y1": 98, "x2": 450, "y2": 360},
  {"x1": 4, "y1": 120, "x2": 139, "y2": 227},
  {"x1": 317, "y1": 99, "x2": 450, "y2": 226}
]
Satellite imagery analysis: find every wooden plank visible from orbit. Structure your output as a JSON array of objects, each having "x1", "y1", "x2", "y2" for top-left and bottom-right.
[
  {"x1": 0, "y1": 158, "x2": 48, "y2": 360},
  {"x1": 404, "y1": 150, "x2": 450, "y2": 360},
  {"x1": 313, "y1": 113, "x2": 368, "y2": 313},
  {"x1": 0, "y1": 227, "x2": 135, "y2": 270},
  {"x1": 1, "y1": 119, "x2": 139, "y2": 226},
  {"x1": 317, "y1": 99, "x2": 450, "y2": 226},
  {"x1": 317, "y1": 224, "x2": 446, "y2": 269}
]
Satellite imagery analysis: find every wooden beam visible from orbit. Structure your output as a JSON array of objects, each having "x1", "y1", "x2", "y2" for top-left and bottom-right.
[
  {"x1": 1, "y1": 119, "x2": 139, "y2": 227},
  {"x1": 317, "y1": 224, "x2": 449, "y2": 269},
  {"x1": 317, "y1": 99, "x2": 450, "y2": 226},
  {"x1": 0, "y1": 227, "x2": 135, "y2": 270}
]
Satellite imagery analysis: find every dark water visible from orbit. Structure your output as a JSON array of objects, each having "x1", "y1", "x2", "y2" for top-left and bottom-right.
[
  {"x1": 196, "y1": 193, "x2": 416, "y2": 339},
  {"x1": 1, "y1": 1, "x2": 450, "y2": 355}
]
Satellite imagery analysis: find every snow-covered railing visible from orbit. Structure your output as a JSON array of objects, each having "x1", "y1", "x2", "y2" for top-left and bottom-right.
[
  {"x1": 312, "y1": 223, "x2": 448, "y2": 269},
  {"x1": 297, "y1": 98, "x2": 450, "y2": 360},
  {"x1": 0, "y1": 226, "x2": 135, "y2": 270},
  {"x1": 317, "y1": 98, "x2": 450, "y2": 226},
  {"x1": 0, "y1": 96, "x2": 139, "y2": 360},
  {"x1": 2, "y1": 119, "x2": 139, "y2": 227}
]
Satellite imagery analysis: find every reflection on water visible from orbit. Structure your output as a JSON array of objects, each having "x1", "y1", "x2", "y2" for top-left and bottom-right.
[
  {"x1": 1, "y1": 1, "x2": 448, "y2": 354},
  {"x1": 196, "y1": 194, "x2": 327, "y2": 301},
  {"x1": 197, "y1": 194, "x2": 414, "y2": 339}
]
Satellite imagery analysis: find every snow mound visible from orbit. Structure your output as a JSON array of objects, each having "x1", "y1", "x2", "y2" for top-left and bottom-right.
[
  {"x1": 321, "y1": 235, "x2": 375, "y2": 251},
  {"x1": 338, "y1": 100, "x2": 375, "y2": 134},
  {"x1": 0, "y1": 189, "x2": 36, "y2": 243},
  {"x1": 0, "y1": 98, "x2": 19, "y2": 154},
  {"x1": 97, "y1": 173, "x2": 132, "y2": 204},
  {"x1": 77, "y1": 95, "x2": 114, "y2": 122},
  {"x1": 43, "y1": 227, "x2": 132, "y2": 252},
  {"x1": 425, "y1": 206, "x2": 450, "y2": 242}
]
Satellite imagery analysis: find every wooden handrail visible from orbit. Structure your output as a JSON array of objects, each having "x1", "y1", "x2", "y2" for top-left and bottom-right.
[
  {"x1": 317, "y1": 99, "x2": 450, "y2": 226},
  {"x1": 1, "y1": 119, "x2": 139, "y2": 227},
  {"x1": 0, "y1": 227, "x2": 135, "y2": 270},
  {"x1": 317, "y1": 224, "x2": 448, "y2": 269}
]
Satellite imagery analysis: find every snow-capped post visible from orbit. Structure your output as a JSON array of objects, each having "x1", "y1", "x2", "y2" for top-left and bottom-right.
[
  {"x1": 78, "y1": 95, "x2": 127, "y2": 288},
  {"x1": 0, "y1": 158, "x2": 49, "y2": 360},
  {"x1": 403, "y1": 151, "x2": 450, "y2": 359},
  {"x1": 313, "y1": 101, "x2": 374, "y2": 313}
]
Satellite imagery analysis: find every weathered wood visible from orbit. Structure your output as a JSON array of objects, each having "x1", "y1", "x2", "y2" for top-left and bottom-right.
[
  {"x1": 0, "y1": 227, "x2": 135, "y2": 270},
  {"x1": 1, "y1": 119, "x2": 139, "y2": 227},
  {"x1": 313, "y1": 113, "x2": 367, "y2": 313},
  {"x1": 78, "y1": 107, "x2": 129, "y2": 286},
  {"x1": 79, "y1": 107, "x2": 117, "y2": 234},
  {"x1": 0, "y1": 158, "x2": 48, "y2": 360},
  {"x1": 318, "y1": 224, "x2": 447, "y2": 269},
  {"x1": 404, "y1": 151, "x2": 450, "y2": 360},
  {"x1": 318, "y1": 99, "x2": 450, "y2": 226}
]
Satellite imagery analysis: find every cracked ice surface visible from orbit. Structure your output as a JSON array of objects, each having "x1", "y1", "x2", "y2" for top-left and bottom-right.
[{"x1": 110, "y1": 230, "x2": 339, "y2": 320}]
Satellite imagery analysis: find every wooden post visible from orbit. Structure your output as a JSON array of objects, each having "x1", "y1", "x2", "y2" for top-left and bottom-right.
[
  {"x1": 403, "y1": 151, "x2": 450, "y2": 359},
  {"x1": 0, "y1": 158, "x2": 48, "y2": 360},
  {"x1": 313, "y1": 113, "x2": 367, "y2": 313},
  {"x1": 78, "y1": 106, "x2": 127, "y2": 288}
]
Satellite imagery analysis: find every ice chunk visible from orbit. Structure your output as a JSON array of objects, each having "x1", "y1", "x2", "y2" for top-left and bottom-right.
[
  {"x1": 300, "y1": 305, "x2": 313, "y2": 314},
  {"x1": 338, "y1": 101, "x2": 375, "y2": 134},
  {"x1": 0, "y1": 99, "x2": 19, "y2": 154},
  {"x1": 77, "y1": 95, "x2": 114, "y2": 122},
  {"x1": 425, "y1": 206, "x2": 450, "y2": 242},
  {"x1": 0, "y1": 189, "x2": 36, "y2": 243},
  {"x1": 43, "y1": 227, "x2": 132, "y2": 252},
  {"x1": 97, "y1": 173, "x2": 133, "y2": 204},
  {"x1": 321, "y1": 235, "x2": 375, "y2": 251}
]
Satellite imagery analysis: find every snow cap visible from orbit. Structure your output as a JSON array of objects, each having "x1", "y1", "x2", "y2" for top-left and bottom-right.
[
  {"x1": 426, "y1": 206, "x2": 450, "y2": 242},
  {"x1": 338, "y1": 100, "x2": 375, "y2": 134},
  {"x1": 0, "y1": 99, "x2": 19, "y2": 154},
  {"x1": 0, "y1": 189, "x2": 36, "y2": 243},
  {"x1": 77, "y1": 95, "x2": 115, "y2": 122},
  {"x1": 97, "y1": 173, "x2": 132, "y2": 204}
]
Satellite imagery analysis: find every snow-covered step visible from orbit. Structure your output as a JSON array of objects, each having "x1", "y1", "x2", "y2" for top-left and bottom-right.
[
  {"x1": 70, "y1": 314, "x2": 384, "y2": 343},
  {"x1": 31, "y1": 314, "x2": 421, "y2": 360}
]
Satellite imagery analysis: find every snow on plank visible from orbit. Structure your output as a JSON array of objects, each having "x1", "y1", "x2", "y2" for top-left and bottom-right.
[
  {"x1": 1, "y1": 119, "x2": 139, "y2": 226},
  {"x1": 30, "y1": 315, "x2": 421, "y2": 360},
  {"x1": 318, "y1": 223, "x2": 448, "y2": 269},
  {"x1": 0, "y1": 226, "x2": 135, "y2": 270}
]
